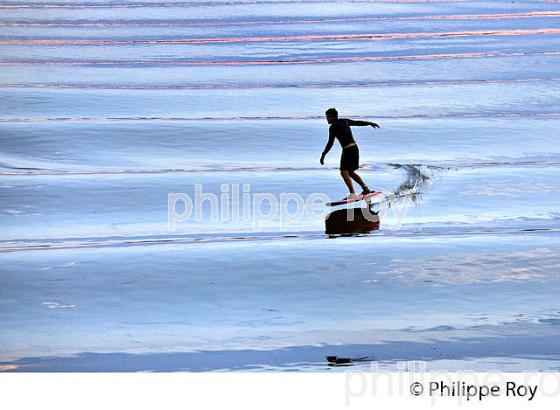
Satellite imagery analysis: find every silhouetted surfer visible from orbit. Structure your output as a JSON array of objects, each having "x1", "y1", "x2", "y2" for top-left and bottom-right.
[{"x1": 320, "y1": 108, "x2": 380, "y2": 200}]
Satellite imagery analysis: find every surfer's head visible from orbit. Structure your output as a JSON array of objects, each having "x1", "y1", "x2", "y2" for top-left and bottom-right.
[{"x1": 325, "y1": 108, "x2": 338, "y2": 124}]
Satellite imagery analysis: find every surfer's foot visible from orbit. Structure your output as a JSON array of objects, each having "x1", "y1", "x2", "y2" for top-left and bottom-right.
[
  {"x1": 344, "y1": 193, "x2": 358, "y2": 201},
  {"x1": 361, "y1": 186, "x2": 372, "y2": 195}
]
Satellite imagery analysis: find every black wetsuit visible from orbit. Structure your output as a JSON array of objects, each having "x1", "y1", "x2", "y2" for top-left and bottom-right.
[{"x1": 323, "y1": 118, "x2": 371, "y2": 171}]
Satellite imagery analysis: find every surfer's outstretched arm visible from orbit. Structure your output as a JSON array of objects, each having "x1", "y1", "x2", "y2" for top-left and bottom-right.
[
  {"x1": 320, "y1": 132, "x2": 335, "y2": 165},
  {"x1": 347, "y1": 119, "x2": 380, "y2": 128}
]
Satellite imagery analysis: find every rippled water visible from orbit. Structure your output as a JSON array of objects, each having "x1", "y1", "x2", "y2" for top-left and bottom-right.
[{"x1": 1, "y1": 0, "x2": 559, "y2": 372}]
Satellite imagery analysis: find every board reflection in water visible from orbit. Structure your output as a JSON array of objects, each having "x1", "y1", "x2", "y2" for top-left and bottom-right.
[{"x1": 325, "y1": 205, "x2": 380, "y2": 235}]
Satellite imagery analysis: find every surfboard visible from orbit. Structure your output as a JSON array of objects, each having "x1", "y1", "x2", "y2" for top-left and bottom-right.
[{"x1": 326, "y1": 191, "x2": 382, "y2": 206}]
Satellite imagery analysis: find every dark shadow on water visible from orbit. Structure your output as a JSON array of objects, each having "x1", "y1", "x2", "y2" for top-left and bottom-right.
[
  {"x1": 2, "y1": 334, "x2": 559, "y2": 372},
  {"x1": 325, "y1": 206, "x2": 380, "y2": 235}
]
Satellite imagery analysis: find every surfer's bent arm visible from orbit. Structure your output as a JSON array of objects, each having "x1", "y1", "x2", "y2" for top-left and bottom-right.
[
  {"x1": 322, "y1": 132, "x2": 335, "y2": 156},
  {"x1": 320, "y1": 132, "x2": 335, "y2": 165},
  {"x1": 347, "y1": 119, "x2": 380, "y2": 128}
]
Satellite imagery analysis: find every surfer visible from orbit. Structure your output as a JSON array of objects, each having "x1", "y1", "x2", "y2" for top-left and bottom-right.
[{"x1": 320, "y1": 108, "x2": 380, "y2": 200}]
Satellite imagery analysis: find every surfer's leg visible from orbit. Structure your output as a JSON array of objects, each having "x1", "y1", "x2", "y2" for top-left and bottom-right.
[
  {"x1": 340, "y1": 170, "x2": 355, "y2": 194},
  {"x1": 349, "y1": 170, "x2": 367, "y2": 190},
  {"x1": 349, "y1": 170, "x2": 372, "y2": 195}
]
